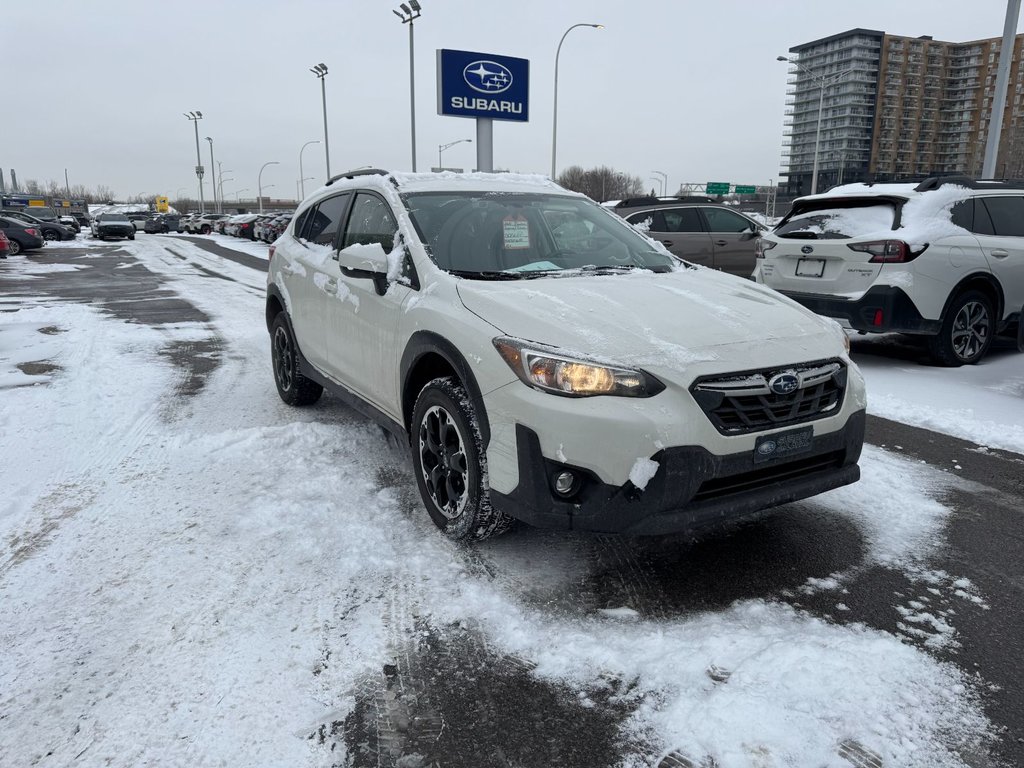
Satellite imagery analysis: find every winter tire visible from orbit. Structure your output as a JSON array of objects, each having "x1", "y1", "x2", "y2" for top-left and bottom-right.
[
  {"x1": 411, "y1": 377, "x2": 513, "y2": 541},
  {"x1": 128, "y1": 233, "x2": 135, "y2": 240},
  {"x1": 270, "y1": 313, "x2": 323, "y2": 406},
  {"x1": 201, "y1": 225, "x2": 211, "y2": 234},
  {"x1": 8, "y1": 239, "x2": 21, "y2": 256},
  {"x1": 44, "y1": 230, "x2": 60, "y2": 242},
  {"x1": 928, "y1": 290, "x2": 994, "y2": 366}
]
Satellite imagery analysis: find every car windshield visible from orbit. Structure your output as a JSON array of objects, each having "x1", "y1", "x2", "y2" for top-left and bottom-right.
[
  {"x1": 775, "y1": 200, "x2": 897, "y2": 240},
  {"x1": 402, "y1": 192, "x2": 678, "y2": 277},
  {"x1": 98, "y1": 214, "x2": 130, "y2": 223}
]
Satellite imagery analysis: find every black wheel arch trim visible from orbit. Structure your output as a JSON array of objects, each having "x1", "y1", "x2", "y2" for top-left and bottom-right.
[
  {"x1": 400, "y1": 331, "x2": 491, "y2": 448},
  {"x1": 939, "y1": 272, "x2": 1006, "y2": 331}
]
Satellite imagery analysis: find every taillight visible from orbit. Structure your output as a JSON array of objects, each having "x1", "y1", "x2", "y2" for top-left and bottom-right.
[
  {"x1": 847, "y1": 239, "x2": 927, "y2": 263},
  {"x1": 26, "y1": 228, "x2": 39, "y2": 237},
  {"x1": 755, "y1": 238, "x2": 776, "y2": 259}
]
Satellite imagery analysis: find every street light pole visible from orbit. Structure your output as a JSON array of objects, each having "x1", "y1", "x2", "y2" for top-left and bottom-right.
[
  {"x1": 299, "y1": 140, "x2": 320, "y2": 199},
  {"x1": 258, "y1": 161, "x2": 280, "y2": 214},
  {"x1": 310, "y1": 64, "x2": 331, "y2": 178},
  {"x1": 551, "y1": 23, "x2": 603, "y2": 179},
  {"x1": 438, "y1": 138, "x2": 472, "y2": 170},
  {"x1": 652, "y1": 170, "x2": 668, "y2": 196},
  {"x1": 217, "y1": 164, "x2": 232, "y2": 210},
  {"x1": 184, "y1": 111, "x2": 204, "y2": 213},
  {"x1": 778, "y1": 56, "x2": 851, "y2": 195},
  {"x1": 234, "y1": 188, "x2": 249, "y2": 203},
  {"x1": 983, "y1": 0, "x2": 1022, "y2": 177},
  {"x1": 205, "y1": 137, "x2": 218, "y2": 213},
  {"x1": 393, "y1": 1, "x2": 422, "y2": 171}
]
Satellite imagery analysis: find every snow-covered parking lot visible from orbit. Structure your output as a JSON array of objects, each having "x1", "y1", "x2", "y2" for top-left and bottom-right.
[{"x1": 1, "y1": 237, "x2": 1022, "y2": 768}]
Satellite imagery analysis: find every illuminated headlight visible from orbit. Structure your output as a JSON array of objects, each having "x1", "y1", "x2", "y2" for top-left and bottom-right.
[{"x1": 493, "y1": 338, "x2": 664, "y2": 398}]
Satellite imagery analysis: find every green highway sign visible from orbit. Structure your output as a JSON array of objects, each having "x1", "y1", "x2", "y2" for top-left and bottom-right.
[
  {"x1": 734, "y1": 185, "x2": 757, "y2": 194},
  {"x1": 706, "y1": 182, "x2": 730, "y2": 195}
]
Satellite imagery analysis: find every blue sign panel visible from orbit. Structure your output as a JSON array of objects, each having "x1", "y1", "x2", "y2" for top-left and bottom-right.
[{"x1": 436, "y1": 48, "x2": 529, "y2": 122}]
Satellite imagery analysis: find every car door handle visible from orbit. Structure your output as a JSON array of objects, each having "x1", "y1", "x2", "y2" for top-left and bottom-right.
[
  {"x1": 660, "y1": 240, "x2": 673, "y2": 247},
  {"x1": 322, "y1": 279, "x2": 338, "y2": 294},
  {"x1": 714, "y1": 239, "x2": 728, "y2": 247},
  {"x1": 990, "y1": 249, "x2": 1009, "y2": 258}
]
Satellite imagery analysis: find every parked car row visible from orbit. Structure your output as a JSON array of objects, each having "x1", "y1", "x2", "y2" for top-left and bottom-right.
[{"x1": 0, "y1": 216, "x2": 47, "y2": 254}]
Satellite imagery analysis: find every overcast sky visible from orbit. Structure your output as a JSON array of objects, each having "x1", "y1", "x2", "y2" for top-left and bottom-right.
[{"x1": 5, "y1": 0, "x2": 1023, "y2": 200}]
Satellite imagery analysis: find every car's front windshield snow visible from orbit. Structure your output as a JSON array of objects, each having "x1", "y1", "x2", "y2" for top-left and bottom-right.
[
  {"x1": 98, "y1": 214, "x2": 130, "y2": 222},
  {"x1": 402, "y1": 192, "x2": 677, "y2": 277}
]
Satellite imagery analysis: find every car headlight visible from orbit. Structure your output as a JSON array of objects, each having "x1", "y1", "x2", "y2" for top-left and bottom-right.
[{"x1": 493, "y1": 337, "x2": 664, "y2": 398}]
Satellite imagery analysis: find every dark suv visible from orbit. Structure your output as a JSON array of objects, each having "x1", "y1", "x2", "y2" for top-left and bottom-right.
[{"x1": 610, "y1": 197, "x2": 764, "y2": 276}]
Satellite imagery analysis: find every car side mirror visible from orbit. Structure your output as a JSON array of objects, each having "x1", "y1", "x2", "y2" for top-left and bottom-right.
[
  {"x1": 337, "y1": 241, "x2": 392, "y2": 295},
  {"x1": 336, "y1": 241, "x2": 390, "y2": 276}
]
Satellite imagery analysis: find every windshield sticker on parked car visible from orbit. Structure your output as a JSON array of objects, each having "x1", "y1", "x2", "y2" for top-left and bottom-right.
[{"x1": 502, "y1": 216, "x2": 530, "y2": 249}]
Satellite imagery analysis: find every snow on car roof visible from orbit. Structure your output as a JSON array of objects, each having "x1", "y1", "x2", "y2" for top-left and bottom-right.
[
  {"x1": 797, "y1": 182, "x2": 922, "y2": 202},
  {"x1": 307, "y1": 170, "x2": 574, "y2": 198}
]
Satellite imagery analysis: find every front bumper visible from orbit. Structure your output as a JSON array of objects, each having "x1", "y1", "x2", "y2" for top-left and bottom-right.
[
  {"x1": 97, "y1": 227, "x2": 134, "y2": 238},
  {"x1": 780, "y1": 286, "x2": 940, "y2": 335},
  {"x1": 490, "y1": 410, "x2": 865, "y2": 535}
]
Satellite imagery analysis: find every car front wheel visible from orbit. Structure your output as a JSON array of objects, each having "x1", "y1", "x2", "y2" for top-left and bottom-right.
[
  {"x1": 411, "y1": 377, "x2": 513, "y2": 541},
  {"x1": 929, "y1": 290, "x2": 994, "y2": 366}
]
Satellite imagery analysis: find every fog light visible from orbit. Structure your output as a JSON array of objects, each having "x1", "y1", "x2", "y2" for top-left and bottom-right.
[{"x1": 553, "y1": 471, "x2": 576, "y2": 496}]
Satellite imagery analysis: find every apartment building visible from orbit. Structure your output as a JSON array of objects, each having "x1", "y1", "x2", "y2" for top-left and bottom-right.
[{"x1": 781, "y1": 28, "x2": 1024, "y2": 196}]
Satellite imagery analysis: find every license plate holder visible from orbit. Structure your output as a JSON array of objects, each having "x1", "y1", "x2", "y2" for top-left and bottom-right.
[
  {"x1": 796, "y1": 258, "x2": 826, "y2": 277},
  {"x1": 753, "y1": 426, "x2": 814, "y2": 464}
]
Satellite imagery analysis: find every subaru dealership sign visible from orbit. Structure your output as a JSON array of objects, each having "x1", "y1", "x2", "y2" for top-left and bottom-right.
[{"x1": 437, "y1": 49, "x2": 529, "y2": 122}]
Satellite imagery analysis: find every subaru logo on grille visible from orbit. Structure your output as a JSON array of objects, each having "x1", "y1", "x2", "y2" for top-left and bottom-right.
[
  {"x1": 758, "y1": 440, "x2": 777, "y2": 456},
  {"x1": 463, "y1": 61, "x2": 514, "y2": 94},
  {"x1": 768, "y1": 372, "x2": 800, "y2": 395},
  {"x1": 801, "y1": 245, "x2": 814, "y2": 254}
]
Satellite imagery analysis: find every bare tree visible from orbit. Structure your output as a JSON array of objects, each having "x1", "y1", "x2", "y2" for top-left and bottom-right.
[{"x1": 556, "y1": 165, "x2": 644, "y2": 202}]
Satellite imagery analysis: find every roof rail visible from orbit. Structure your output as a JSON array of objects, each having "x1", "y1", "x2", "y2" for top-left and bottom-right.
[
  {"x1": 614, "y1": 195, "x2": 719, "y2": 208},
  {"x1": 913, "y1": 175, "x2": 1024, "y2": 192},
  {"x1": 325, "y1": 168, "x2": 390, "y2": 186}
]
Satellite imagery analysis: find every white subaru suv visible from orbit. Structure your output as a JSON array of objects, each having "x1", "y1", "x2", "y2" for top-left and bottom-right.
[
  {"x1": 753, "y1": 177, "x2": 1024, "y2": 365},
  {"x1": 266, "y1": 169, "x2": 866, "y2": 540}
]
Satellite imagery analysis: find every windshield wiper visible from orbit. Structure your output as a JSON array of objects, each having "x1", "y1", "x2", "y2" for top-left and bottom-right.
[{"x1": 447, "y1": 269, "x2": 523, "y2": 280}]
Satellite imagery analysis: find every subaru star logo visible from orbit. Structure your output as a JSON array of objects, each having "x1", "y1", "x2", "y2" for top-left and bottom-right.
[
  {"x1": 463, "y1": 60, "x2": 514, "y2": 94},
  {"x1": 801, "y1": 245, "x2": 814, "y2": 254},
  {"x1": 757, "y1": 441, "x2": 777, "y2": 455},
  {"x1": 768, "y1": 372, "x2": 800, "y2": 396}
]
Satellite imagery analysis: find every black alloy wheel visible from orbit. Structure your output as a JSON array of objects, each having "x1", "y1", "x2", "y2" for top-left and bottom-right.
[
  {"x1": 270, "y1": 313, "x2": 322, "y2": 406},
  {"x1": 410, "y1": 377, "x2": 513, "y2": 541},
  {"x1": 43, "y1": 230, "x2": 60, "y2": 242}
]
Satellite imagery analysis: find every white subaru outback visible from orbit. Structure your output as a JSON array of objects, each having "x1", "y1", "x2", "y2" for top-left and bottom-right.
[
  {"x1": 753, "y1": 177, "x2": 1024, "y2": 366},
  {"x1": 266, "y1": 169, "x2": 866, "y2": 540}
]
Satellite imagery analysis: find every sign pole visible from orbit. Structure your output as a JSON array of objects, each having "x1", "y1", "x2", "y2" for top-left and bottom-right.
[{"x1": 476, "y1": 119, "x2": 493, "y2": 172}]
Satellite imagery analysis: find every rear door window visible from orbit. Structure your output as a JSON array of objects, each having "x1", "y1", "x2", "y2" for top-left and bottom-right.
[
  {"x1": 979, "y1": 196, "x2": 1024, "y2": 236},
  {"x1": 625, "y1": 210, "x2": 667, "y2": 232},
  {"x1": 775, "y1": 201, "x2": 896, "y2": 239},
  {"x1": 662, "y1": 208, "x2": 704, "y2": 233},
  {"x1": 300, "y1": 193, "x2": 351, "y2": 246}
]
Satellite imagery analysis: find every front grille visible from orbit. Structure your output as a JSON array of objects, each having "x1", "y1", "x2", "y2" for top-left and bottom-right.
[{"x1": 691, "y1": 359, "x2": 846, "y2": 435}]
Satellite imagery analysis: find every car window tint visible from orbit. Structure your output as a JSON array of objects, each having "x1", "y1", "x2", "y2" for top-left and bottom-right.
[
  {"x1": 303, "y1": 194, "x2": 350, "y2": 246},
  {"x1": 626, "y1": 210, "x2": 667, "y2": 231},
  {"x1": 343, "y1": 193, "x2": 398, "y2": 252},
  {"x1": 702, "y1": 207, "x2": 753, "y2": 233},
  {"x1": 950, "y1": 200, "x2": 974, "y2": 230},
  {"x1": 662, "y1": 208, "x2": 703, "y2": 233},
  {"x1": 979, "y1": 196, "x2": 1024, "y2": 237},
  {"x1": 775, "y1": 202, "x2": 896, "y2": 240}
]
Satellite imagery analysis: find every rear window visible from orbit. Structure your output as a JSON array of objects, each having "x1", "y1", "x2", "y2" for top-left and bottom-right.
[{"x1": 775, "y1": 202, "x2": 896, "y2": 240}]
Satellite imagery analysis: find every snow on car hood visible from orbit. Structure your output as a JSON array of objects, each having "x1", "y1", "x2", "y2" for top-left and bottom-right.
[{"x1": 456, "y1": 267, "x2": 842, "y2": 374}]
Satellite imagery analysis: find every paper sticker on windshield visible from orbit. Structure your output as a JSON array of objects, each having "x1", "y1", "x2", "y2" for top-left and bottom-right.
[{"x1": 503, "y1": 216, "x2": 530, "y2": 250}]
